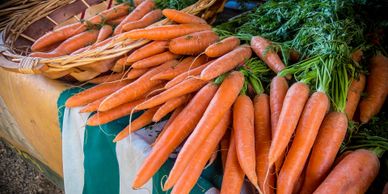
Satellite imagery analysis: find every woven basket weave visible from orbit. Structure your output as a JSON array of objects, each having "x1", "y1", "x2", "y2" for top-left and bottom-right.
[{"x1": 0, "y1": 0, "x2": 225, "y2": 81}]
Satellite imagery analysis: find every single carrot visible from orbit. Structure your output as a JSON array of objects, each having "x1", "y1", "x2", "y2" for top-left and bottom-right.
[
  {"x1": 113, "y1": 106, "x2": 159, "y2": 142},
  {"x1": 125, "y1": 23, "x2": 211, "y2": 40},
  {"x1": 96, "y1": 25, "x2": 113, "y2": 43},
  {"x1": 106, "y1": 15, "x2": 126, "y2": 25},
  {"x1": 254, "y1": 94, "x2": 274, "y2": 194},
  {"x1": 233, "y1": 95, "x2": 259, "y2": 189},
  {"x1": 293, "y1": 164, "x2": 307, "y2": 194},
  {"x1": 127, "y1": 41, "x2": 169, "y2": 63},
  {"x1": 122, "y1": 9, "x2": 163, "y2": 32},
  {"x1": 359, "y1": 54, "x2": 388, "y2": 123},
  {"x1": 169, "y1": 30, "x2": 219, "y2": 55},
  {"x1": 269, "y1": 76, "x2": 289, "y2": 173},
  {"x1": 220, "y1": 129, "x2": 231, "y2": 170},
  {"x1": 268, "y1": 82, "x2": 310, "y2": 166},
  {"x1": 88, "y1": 3, "x2": 131, "y2": 24},
  {"x1": 164, "y1": 60, "x2": 213, "y2": 89},
  {"x1": 125, "y1": 68, "x2": 149, "y2": 79},
  {"x1": 153, "y1": 105, "x2": 184, "y2": 145},
  {"x1": 151, "y1": 55, "x2": 208, "y2": 80},
  {"x1": 163, "y1": 71, "x2": 244, "y2": 190},
  {"x1": 251, "y1": 36, "x2": 288, "y2": 77},
  {"x1": 277, "y1": 91, "x2": 329, "y2": 194},
  {"x1": 98, "y1": 60, "x2": 176, "y2": 111},
  {"x1": 300, "y1": 111, "x2": 348, "y2": 194},
  {"x1": 111, "y1": 56, "x2": 130, "y2": 72},
  {"x1": 205, "y1": 36, "x2": 240, "y2": 58},
  {"x1": 220, "y1": 135, "x2": 245, "y2": 194},
  {"x1": 131, "y1": 51, "x2": 179, "y2": 69},
  {"x1": 65, "y1": 79, "x2": 131, "y2": 107},
  {"x1": 135, "y1": 77, "x2": 207, "y2": 110},
  {"x1": 345, "y1": 74, "x2": 366, "y2": 120},
  {"x1": 171, "y1": 110, "x2": 230, "y2": 194},
  {"x1": 31, "y1": 30, "x2": 99, "y2": 58},
  {"x1": 314, "y1": 149, "x2": 380, "y2": 194},
  {"x1": 114, "y1": 0, "x2": 155, "y2": 35},
  {"x1": 86, "y1": 83, "x2": 164, "y2": 125},
  {"x1": 132, "y1": 83, "x2": 218, "y2": 188},
  {"x1": 88, "y1": 72, "x2": 128, "y2": 84},
  {"x1": 80, "y1": 97, "x2": 107, "y2": 113},
  {"x1": 152, "y1": 95, "x2": 189, "y2": 122},
  {"x1": 200, "y1": 45, "x2": 252, "y2": 81},
  {"x1": 31, "y1": 23, "x2": 86, "y2": 52},
  {"x1": 162, "y1": 9, "x2": 207, "y2": 24}
]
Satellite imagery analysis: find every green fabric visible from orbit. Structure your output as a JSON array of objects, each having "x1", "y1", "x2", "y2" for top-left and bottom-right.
[{"x1": 57, "y1": 86, "x2": 224, "y2": 194}]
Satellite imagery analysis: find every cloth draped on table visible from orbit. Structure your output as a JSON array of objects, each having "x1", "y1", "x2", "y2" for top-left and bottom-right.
[{"x1": 57, "y1": 86, "x2": 224, "y2": 194}]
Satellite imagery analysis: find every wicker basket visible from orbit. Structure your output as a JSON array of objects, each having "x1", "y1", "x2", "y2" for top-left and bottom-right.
[{"x1": 0, "y1": 0, "x2": 226, "y2": 82}]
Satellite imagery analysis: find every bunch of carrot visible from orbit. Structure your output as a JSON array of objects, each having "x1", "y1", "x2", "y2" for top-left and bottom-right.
[{"x1": 60, "y1": 1, "x2": 388, "y2": 194}]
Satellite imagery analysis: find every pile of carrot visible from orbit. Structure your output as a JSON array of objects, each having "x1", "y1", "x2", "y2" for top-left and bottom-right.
[{"x1": 57, "y1": 1, "x2": 388, "y2": 193}]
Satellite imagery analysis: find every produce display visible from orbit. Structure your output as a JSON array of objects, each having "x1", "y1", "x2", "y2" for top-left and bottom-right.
[{"x1": 6, "y1": 0, "x2": 388, "y2": 193}]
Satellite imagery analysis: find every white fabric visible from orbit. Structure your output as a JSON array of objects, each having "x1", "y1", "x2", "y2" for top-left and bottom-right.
[
  {"x1": 116, "y1": 121, "x2": 167, "y2": 194},
  {"x1": 62, "y1": 107, "x2": 91, "y2": 194}
]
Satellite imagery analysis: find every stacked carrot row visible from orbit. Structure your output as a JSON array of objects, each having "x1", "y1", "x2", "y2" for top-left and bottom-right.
[{"x1": 56, "y1": 2, "x2": 388, "y2": 194}]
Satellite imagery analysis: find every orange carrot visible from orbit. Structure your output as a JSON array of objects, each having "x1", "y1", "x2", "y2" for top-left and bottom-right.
[
  {"x1": 114, "y1": 0, "x2": 155, "y2": 35},
  {"x1": 200, "y1": 45, "x2": 252, "y2": 81},
  {"x1": 31, "y1": 30, "x2": 99, "y2": 58},
  {"x1": 254, "y1": 94, "x2": 274, "y2": 194},
  {"x1": 314, "y1": 149, "x2": 380, "y2": 194},
  {"x1": 164, "y1": 60, "x2": 213, "y2": 89},
  {"x1": 132, "y1": 83, "x2": 218, "y2": 188},
  {"x1": 125, "y1": 68, "x2": 149, "y2": 79},
  {"x1": 163, "y1": 71, "x2": 244, "y2": 190},
  {"x1": 31, "y1": 23, "x2": 86, "y2": 52},
  {"x1": 80, "y1": 97, "x2": 107, "y2": 113},
  {"x1": 96, "y1": 25, "x2": 113, "y2": 43},
  {"x1": 251, "y1": 36, "x2": 288, "y2": 77},
  {"x1": 127, "y1": 41, "x2": 169, "y2": 63},
  {"x1": 113, "y1": 106, "x2": 159, "y2": 142},
  {"x1": 220, "y1": 135, "x2": 245, "y2": 194},
  {"x1": 111, "y1": 56, "x2": 130, "y2": 72},
  {"x1": 122, "y1": 9, "x2": 163, "y2": 32},
  {"x1": 65, "y1": 79, "x2": 131, "y2": 107},
  {"x1": 205, "y1": 36, "x2": 240, "y2": 58},
  {"x1": 153, "y1": 105, "x2": 184, "y2": 145},
  {"x1": 169, "y1": 30, "x2": 219, "y2": 55},
  {"x1": 106, "y1": 15, "x2": 126, "y2": 25},
  {"x1": 220, "y1": 130, "x2": 231, "y2": 170},
  {"x1": 152, "y1": 95, "x2": 189, "y2": 122},
  {"x1": 233, "y1": 95, "x2": 259, "y2": 189},
  {"x1": 268, "y1": 82, "x2": 310, "y2": 166},
  {"x1": 83, "y1": 82, "x2": 161, "y2": 114},
  {"x1": 98, "y1": 60, "x2": 175, "y2": 111},
  {"x1": 88, "y1": 72, "x2": 128, "y2": 84},
  {"x1": 345, "y1": 74, "x2": 366, "y2": 120},
  {"x1": 300, "y1": 111, "x2": 348, "y2": 194},
  {"x1": 88, "y1": 3, "x2": 131, "y2": 24},
  {"x1": 151, "y1": 56, "x2": 208, "y2": 80},
  {"x1": 359, "y1": 54, "x2": 388, "y2": 123},
  {"x1": 277, "y1": 91, "x2": 329, "y2": 194},
  {"x1": 125, "y1": 23, "x2": 211, "y2": 40},
  {"x1": 162, "y1": 9, "x2": 207, "y2": 24},
  {"x1": 131, "y1": 51, "x2": 179, "y2": 69},
  {"x1": 269, "y1": 76, "x2": 289, "y2": 173},
  {"x1": 135, "y1": 77, "x2": 207, "y2": 110},
  {"x1": 171, "y1": 110, "x2": 231, "y2": 194}
]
